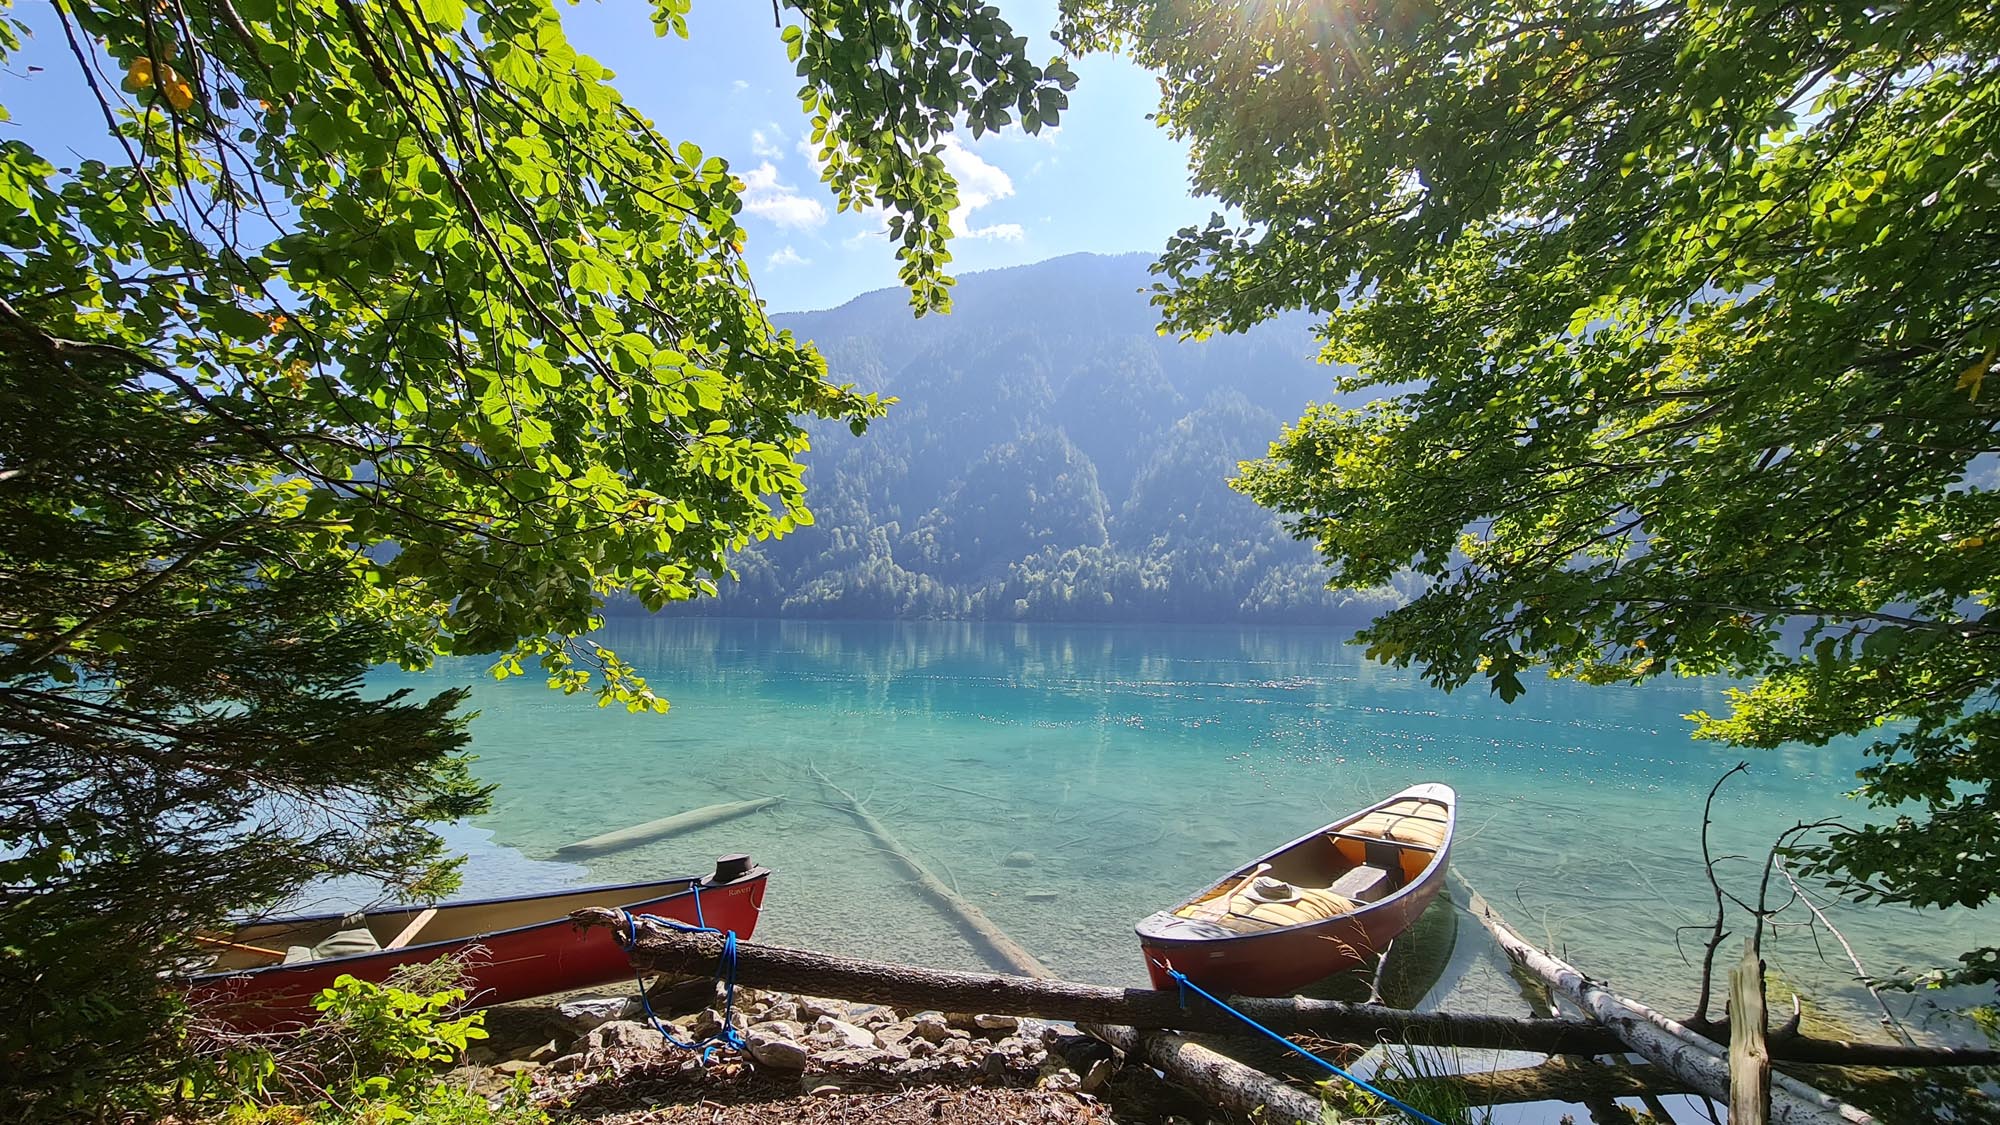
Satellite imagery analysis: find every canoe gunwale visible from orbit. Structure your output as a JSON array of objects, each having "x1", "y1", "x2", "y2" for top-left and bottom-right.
[
  {"x1": 185, "y1": 867, "x2": 769, "y2": 986},
  {"x1": 1136, "y1": 783, "x2": 1456, "y2": 949}
]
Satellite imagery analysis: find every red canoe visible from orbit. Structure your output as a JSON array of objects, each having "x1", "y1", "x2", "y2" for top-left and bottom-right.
[
  {"x1": 1136, "y1": 784, "x2": 1455, "y2": 996},
  {"x1": 186, "y1": 854, "x2": 768, "y2": 1030}
]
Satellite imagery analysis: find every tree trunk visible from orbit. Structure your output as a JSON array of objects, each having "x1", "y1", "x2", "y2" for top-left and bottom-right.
[
  {"x1": 554, "y1": 796, "x2": 781, "y2": 859},
  {"x1": 578, "y1": 910, "x2": 1623, "y2": 1052},
  {"x1": 1458, "y1": 878, "x2": 1872, "y2": 1124},
  {"x1": 1083, "y1": 1022, "x2": 1326, "y2": 1125},
  {"x1": 1732, "y1": 940, "x2": 1773, "y2": 1124},
  {"x1": 579, "y1": 911, "x2": 2000, "y2": 1072}
]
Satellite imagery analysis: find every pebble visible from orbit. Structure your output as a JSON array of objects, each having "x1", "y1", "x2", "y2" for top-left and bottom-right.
[
  {"x1": 1002, "y1": 851, "x2": 1037, "y2": 868},
  {"x1": 910, "y1": 1012, "x2": 953, "y2": 1043},
  {"x1": 810, "y1": 1016, "x2": 877, "y2": 1051},
  {"x1": 555, "y1": 995, "x2": 638, "y2": 1032},
  {"x1": 745, "y1": 1032, "x2": 810, "y2": 1071},
  {"x1": 580, "y1": 1019, "x2": 669, "y2": 1054}
]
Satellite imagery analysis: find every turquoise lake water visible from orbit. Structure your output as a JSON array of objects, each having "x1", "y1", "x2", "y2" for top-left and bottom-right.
[{"x1": 369, "y1": 616, "x2": 1985, "y2": 1048}]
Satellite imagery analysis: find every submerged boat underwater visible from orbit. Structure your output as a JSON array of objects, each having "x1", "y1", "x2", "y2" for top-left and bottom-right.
[
  {"x1": 1136, "y1": 784, "x2": 1455, "y2": 997},
  {"x1": 186, "y1": 854, "x2": 769, "y2": 1030}
]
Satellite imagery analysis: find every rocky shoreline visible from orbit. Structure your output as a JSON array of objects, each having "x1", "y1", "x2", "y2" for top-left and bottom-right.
[{"x1": 452, "y1": 982, "x2": 1207, "y2": 1124}]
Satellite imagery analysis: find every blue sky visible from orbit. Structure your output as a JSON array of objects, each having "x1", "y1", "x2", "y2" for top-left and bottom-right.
[
  {"x1": 3, "y1": 1, "x2": 1210, "y2": 315},
  {"x1": 564, "y1": 0, "x2": 1213, "y2": 312}
]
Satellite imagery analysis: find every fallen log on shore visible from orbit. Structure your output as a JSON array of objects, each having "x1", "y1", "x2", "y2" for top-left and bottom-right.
[
  {"x1": 575, "y1": 913, "x2": 1999, "y2": 1069},
  {"x1": 554, "y1": 796, "x2": 782, "y2": 859},
  {"x1": 808, "y1": 762, "x2": 1052, "y2": 979},
  {"x1": 1456, "y1": 875, "x2": 1874, "y2": 1125},
  {"x1": 1082, "y1": 1022, "x2": 1325, "y2": 1124},
  {"x1": 577, "y1": 912, "x2": 1648, "y2": 1055}
]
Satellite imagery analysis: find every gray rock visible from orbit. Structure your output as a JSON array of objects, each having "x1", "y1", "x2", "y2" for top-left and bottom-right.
[
  {"x1": 1040, "y1": 1067, "x2": 1082, "y2": 1093},
  {"x1": 971, "y1": 1013, "x2": 1019, "y2": 1034},
  {"x1": 818, "y1": 1046, "x2": 888, "y2": 1068},
  {"x1": 547, "y1": 1052, "x2": 588, "y2": 1074},
  {"x1": 1016, "y1": 1017, "x2": 1063, "y2": 1046},
  {"x1": 811, "y1": 1016, "x2": 876, "y2": 1050},
  {"x1": 493, "y1": 1059, "x2": 540, "y2": 1076},
  {"x1": 555, "y1": 995, "x2": 638, "y2": 1032},
  {"x1": 760, "y1": 998, "x2": 801, "y2": 1023},
  {"x1": 1024, "y1": 889, "x2": 1060, "y2": 902},
  {"x1": 797, "y1": 995, "x2": 850, "y2": 1022},
  {"x1": 687, "y1": 1006, "x2": 748, "y2": 1042},
  {"x1": 1002, "y1": 851, "x2": 1037, "y2": 868},
  {"x1": 910, "y1": 1012, "x2": 953, "y2": 1043},
  {"x1": 1080, "y1": 1056, "x2": 1115, "y2": 1094},
  {"x1": 750, "y1": 1018, "x2": 804, "y2": 1042},
  {"x1": 845, "y1": 1002, "x2": 897, "y2": 1030},
  {"x1": 874, "y1": 1020, "x2": 917, "y2": 1048},
  {"x1": 745, "y1": 1032, "x2": 810, "y2": 1071},
  {"x1": 581, "y1": 1019, "x2": 669, "y2": 1054}
]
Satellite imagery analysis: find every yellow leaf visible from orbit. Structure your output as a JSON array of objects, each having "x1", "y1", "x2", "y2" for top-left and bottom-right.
[
  {"x1": 1958, "y1": 346, "x2": 1996, "y2": 402},
  {"x1": 124, "y1": 57, "x2": 154, "y2": 90},
  {"x1": 1958, "y1": 536, "x2": 1986, "y2": 550},
  {"x1": 163, "y1": 77, "x2": 195, "y2": 112}
]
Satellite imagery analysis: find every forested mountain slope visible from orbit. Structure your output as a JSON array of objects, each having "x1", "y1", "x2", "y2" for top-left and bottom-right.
[{"x1": 666, "y1": 253, "x2": 1412, "y2": 623}]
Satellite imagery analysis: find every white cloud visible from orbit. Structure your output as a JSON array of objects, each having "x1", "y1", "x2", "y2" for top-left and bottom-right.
[
  {"x1": 939, "y1": 137, "x2": 1021, "y2": 241},
  {"x1": 739, "y1": 162, "x2": 827, "y2": 230},
  {"x1": 796, "y1": 138, "x2": 826, "y2": 176},
  {"x1": 766, "y1": 245, "x2": 810, "y2": 269},
  {"x1": 751, "y1": 126, "x2": 786, "y2": 160},
  {"x1": 731, "y1": 79, "x2": 750, "y2": 93}
]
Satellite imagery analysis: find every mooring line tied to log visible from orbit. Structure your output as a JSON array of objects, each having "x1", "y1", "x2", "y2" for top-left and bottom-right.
[
  {"x1": 609, "y1": 899, "x2": 746, "y2": 1063},
  {"x1": 1162, "y1": 966, "x2": 1447, "y2": 1125}
]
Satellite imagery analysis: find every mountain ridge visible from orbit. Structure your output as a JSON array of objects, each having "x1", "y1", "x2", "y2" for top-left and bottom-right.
[{"x1": 659, "y1": 253, "x2": 1412, "y2": 623}]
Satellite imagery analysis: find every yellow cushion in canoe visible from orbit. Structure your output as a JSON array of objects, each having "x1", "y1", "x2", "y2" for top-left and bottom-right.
[
  {"x1": 1228, "y1": 884, "x2": 1357, "y2": 926},
  {"x1": 1345, "y1": 799, "x2": 1449, "y2": 848}
]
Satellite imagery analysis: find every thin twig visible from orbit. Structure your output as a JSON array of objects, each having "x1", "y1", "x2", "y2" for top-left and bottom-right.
[{"x1": 1773, "y1": 852, "x2": 1917, "y2": 1046}]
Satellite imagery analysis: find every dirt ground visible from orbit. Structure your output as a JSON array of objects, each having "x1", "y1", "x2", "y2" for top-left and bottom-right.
[{"x1": 543, "y1": 1051, "x2": 1216, "y2": 1125}]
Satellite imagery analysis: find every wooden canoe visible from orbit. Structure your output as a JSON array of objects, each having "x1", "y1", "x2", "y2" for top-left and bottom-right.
[
  {"x1": 1136, "y1": 783, "x2": 1455, "y2": 997},
  {"x1": 185, "y1": 854, "x2": 768, "y2": 1030}
]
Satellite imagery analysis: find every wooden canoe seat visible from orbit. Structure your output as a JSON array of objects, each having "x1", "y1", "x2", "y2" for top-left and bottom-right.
[{"x1": 1326, "y1": 864, "x2": 1393, "y2": 903}]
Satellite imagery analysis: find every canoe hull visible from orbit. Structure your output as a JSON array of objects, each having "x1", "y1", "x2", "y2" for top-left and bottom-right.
[
  {"x1": 1139, "y1": 845, "x2": 1449, "y2": 995},
  {"x1": 1137, "y1": 782, "x2": 1455, "y2": 997},
  {"x1": 186, "y1": 870, "x2": 767, "y2": 1031}
]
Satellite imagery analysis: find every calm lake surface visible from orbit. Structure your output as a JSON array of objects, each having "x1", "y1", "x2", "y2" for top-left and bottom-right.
[{"x1": 370, "y1": 616, "x2": 1983, "y2": 1043}]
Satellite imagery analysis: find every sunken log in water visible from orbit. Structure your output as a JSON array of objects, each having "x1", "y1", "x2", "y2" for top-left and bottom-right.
[
  {"x1": 808, "y1": 761, "x2": 1052, "y2": 979},
  {"x1": 553, "y1": 796, "x2": 782, "y2": 859},
  {"x1": 1456, "y1": 874, "x2": 1874, "y2": 1125}
]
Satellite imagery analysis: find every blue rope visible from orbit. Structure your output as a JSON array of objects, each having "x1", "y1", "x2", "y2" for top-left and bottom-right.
[
  {"x1": 615, "y1": 899, "x2": 743, "y2": 1062},
  {"x1": 1166, "y1": 968, "x2": 1448, "y2": 1125}
]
